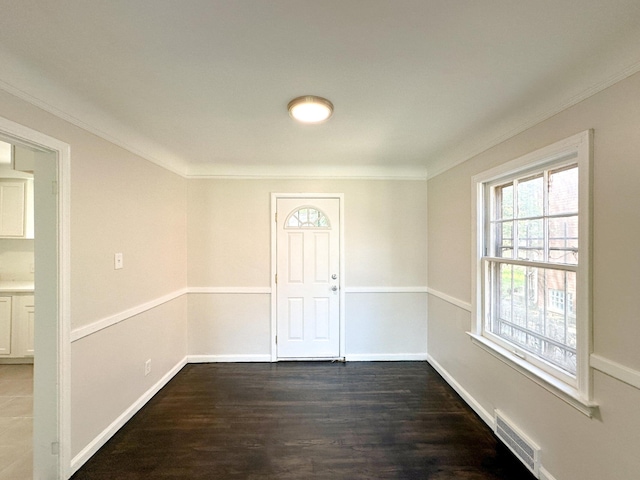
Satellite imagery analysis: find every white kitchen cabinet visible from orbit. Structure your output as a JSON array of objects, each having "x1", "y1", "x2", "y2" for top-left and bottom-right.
[
  {"x1": 0, "y1": 296, "x2": 11, "y2": 355},
  {"x1": 21, "y1": 296, "x2": 35, "y2": 356},
  {"x1": 0, "y1": 179, "x2": 33, "y2": 239},
  {"x1": 0, "y1": 180, "x2": 26, "y2": 237},
  {"x1": 0, "y1": 293, "x2": 34, "y2": 360}
]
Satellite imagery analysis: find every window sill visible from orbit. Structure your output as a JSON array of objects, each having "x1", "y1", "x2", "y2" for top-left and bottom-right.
[{"x1": 467, "y1": 332, "x2": 598, "y2": 417}]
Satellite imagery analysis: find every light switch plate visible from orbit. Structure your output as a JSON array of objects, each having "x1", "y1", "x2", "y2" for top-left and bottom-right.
[{"x1": 114, "y1": 252, "x2": 124, "y2": 270}]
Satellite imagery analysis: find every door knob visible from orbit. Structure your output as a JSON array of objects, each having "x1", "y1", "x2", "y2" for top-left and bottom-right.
[{"x1": 331, "y1": 286, "x2": 338, "y2": 291}]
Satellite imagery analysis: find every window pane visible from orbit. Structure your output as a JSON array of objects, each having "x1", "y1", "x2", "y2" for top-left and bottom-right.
[
  {"x1": 285, "y1": 207, "x2": 330, "y2": 229},
  {"x1": 516, "y1": 219, "x2": 543, "y2": 261},
  {"x1": 549, "y1": 216, "x2": 578, "y2": 264},
  {"x1": 517, "y1": 175, "x2": 543, "y2": 218},
  {"x1": 549, "y1": 166, "x2": 578, "y2": 215},
  {"x1": 491, "y1": 262, "x2": 577, "y2": 375},
  {"x1": 498, "y1": 263, "x2": 513, "y2": 324},
  {"x1": 498, "y1": 184, "x2": 514, "y2": 220},
  {"x1": 494, "y1": 221, "x2": 513, "y2": 258},
  {"x1": 511, "y1": 265, "x2": 526, "y2": 327},
  {"x1": 545, "y1": 270, "x2": 577, "y2": 346},
  {"x1": 525, "y1": 267, "x2": 542, "y2": 333},
  {"x1": 544, "y1": 269, "x2": 577, "y2": 371}
]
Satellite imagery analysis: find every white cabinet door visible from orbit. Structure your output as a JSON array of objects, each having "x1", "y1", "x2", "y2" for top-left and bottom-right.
[
  {"x1": 0, "y1": 295, "x2": 35, "y2": 358},
  {"x1": 0, "y1": 296, "x2": 11, "y2": 355},
  {"x1": 0, "y1": 180, "x2": 26, "y2": 237},
  {"x1": 21, "y1": 296, "x2": 35, "y2": 357},
  {"x1": 11, "y1": 295, "x2": 35, "y2": 358}
]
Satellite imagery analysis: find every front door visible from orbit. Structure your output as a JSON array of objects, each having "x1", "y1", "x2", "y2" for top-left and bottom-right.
[{"x1": 276, "y1": 197, "x2": 340, "y2": 359}]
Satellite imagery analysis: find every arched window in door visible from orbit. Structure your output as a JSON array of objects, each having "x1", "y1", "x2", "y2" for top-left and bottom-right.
[{"x1": 285, "y1": 206, "x2": 331, "y2": 229}]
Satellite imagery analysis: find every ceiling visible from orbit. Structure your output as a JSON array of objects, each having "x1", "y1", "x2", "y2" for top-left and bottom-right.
[{"x1": 0, "y1": 1, "x2": 639, "y2": 179}]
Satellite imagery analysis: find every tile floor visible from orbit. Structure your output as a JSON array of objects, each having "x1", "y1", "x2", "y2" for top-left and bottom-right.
[{"x1": 0, "y1": 364, "x2": 32, "y2": 480}]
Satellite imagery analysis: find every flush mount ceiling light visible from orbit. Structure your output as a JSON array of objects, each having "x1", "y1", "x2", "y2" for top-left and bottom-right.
[{"x1": 288, "y1": 95, "x2": 334, "y2": 123}]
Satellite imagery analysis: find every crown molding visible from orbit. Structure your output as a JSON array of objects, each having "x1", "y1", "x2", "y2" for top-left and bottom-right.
[
  {"x1": 185, "y1": 163, "x2": 427, "y2": 180},
  {"x1": 1, "y1": 45, "x2": 638, "y2": 183},
  {"x1": 0, "y1": 47, "x2": 188, "y2": 176},
  {"x1": 426, "y1": 59, "x2": 640, "y2": 180}
]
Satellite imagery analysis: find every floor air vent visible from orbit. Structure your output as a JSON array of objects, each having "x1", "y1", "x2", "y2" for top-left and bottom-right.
[{"x1": 495, "y1": 410, "x2": 540, "y2": 476}]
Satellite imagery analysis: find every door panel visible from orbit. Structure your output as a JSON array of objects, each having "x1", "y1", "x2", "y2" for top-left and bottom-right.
[
  {"x1": 277, "y1": 198, "x2": 340, "y2": 359},
  {"x1": 288, "y1": 233, "x2": 304, "y2": 283},
  {"x1": 313, "y1": 298, "x2": 330, "y2": 339},
  {"x1": 288, "y1": 298, "x2": 304, "y2": 340}
]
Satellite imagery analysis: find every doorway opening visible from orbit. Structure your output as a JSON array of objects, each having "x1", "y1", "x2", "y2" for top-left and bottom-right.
[
  {"x1": 0, "y1": 140, "x2": 35, "y2": 478},
  {"x1": 0, "y1": 117, "x2": 70, "y2": 479}
]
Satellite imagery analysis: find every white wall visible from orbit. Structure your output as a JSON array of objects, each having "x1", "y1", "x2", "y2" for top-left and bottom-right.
[
  {"x1": 187, "y1": 179, "x2": 428, "y2": 360},
  {"x1": 0, "y1": 88, "x2": 189, "y2": 467},
  {"x1": 70, "y1": 297, "x2": 187, "y2": 455},
  {"x1": 0, "y1": 239, "x2": 33, "y2": 281},
  {"x1": 427, "y1": 71, "x2": 640, "y2": 479}
]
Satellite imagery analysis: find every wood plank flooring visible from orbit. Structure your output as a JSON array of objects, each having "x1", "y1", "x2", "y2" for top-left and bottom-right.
[{"x1": 72, "y1": 362, "x2": 536, "y2": 479}]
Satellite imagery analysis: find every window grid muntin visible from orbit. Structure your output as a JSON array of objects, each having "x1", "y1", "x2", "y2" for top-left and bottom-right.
[
  {"x1": 490, "y1": 165, "x2": 578, "y2": 266},
  {"x1": 284, "y1": 206, "x2": 331, "y2": 229},
  {"x1": 485, "y1": 163, "x2": 579, "y2": 380}
]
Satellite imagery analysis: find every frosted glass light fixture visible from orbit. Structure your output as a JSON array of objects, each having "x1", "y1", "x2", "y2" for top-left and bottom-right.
[{"x1": 288, "y1": 95, "x2": 333, "y2": 123}]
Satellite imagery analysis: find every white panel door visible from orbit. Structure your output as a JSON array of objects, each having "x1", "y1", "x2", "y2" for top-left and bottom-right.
[{"x1": 276, "y1": 198, "x2": 340, "y2": 359}]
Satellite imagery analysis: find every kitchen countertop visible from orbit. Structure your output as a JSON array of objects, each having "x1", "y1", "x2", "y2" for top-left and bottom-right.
[{"x1": 0, "y1": 281, "x2": 35, "y2": 293}]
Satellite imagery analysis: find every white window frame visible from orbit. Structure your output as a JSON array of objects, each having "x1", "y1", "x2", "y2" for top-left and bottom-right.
[{"x1": 469, "y1": 130, "x2": 596, "y2": 416}]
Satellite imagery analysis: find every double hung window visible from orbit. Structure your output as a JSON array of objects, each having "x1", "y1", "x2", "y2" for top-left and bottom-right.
[{"x1": 471, "y1": 131, "x2": 594, "y2": 413}]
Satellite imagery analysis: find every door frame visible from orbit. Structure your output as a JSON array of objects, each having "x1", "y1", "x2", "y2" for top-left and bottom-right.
[
  {"x1": 0, "y1": 116, "x2": 70, "y2": 479},
  {"x1": 270, "y1": 193, "x2": 345, "y2": 362}
]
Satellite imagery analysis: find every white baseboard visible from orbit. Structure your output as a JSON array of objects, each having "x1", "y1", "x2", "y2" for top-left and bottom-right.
[
  {"x1": 188, "y1": 353, "x2": 427, "y2": 363},
  {"x1": 69, "y1": 356, "x2": 188, "y2": 475},
  {"x1": 187, "y1": 354, "x2": 272, "y2": 363},
  {"x1": 345, "y1": 353, "x2": 428, "y2": 362},
  {"x1": 427, "y1": 354, "x2": 495, "y2": 429},
  {"x1": 428, "y1": 354, "x2": 563, "y2": 480}
]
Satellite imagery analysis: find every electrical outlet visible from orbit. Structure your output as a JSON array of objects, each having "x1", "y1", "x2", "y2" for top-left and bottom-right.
[
  {"x1": 144, "y1": 359, "x2": 151, "y2": 376},
  {"x1": 114, "y1": 252, "x2": 124, "y2": 270}
]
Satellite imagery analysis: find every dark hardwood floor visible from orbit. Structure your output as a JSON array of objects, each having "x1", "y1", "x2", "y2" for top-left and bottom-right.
[{"x1": 72, "y1": 362, "x2": 536, "y2": 479}]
